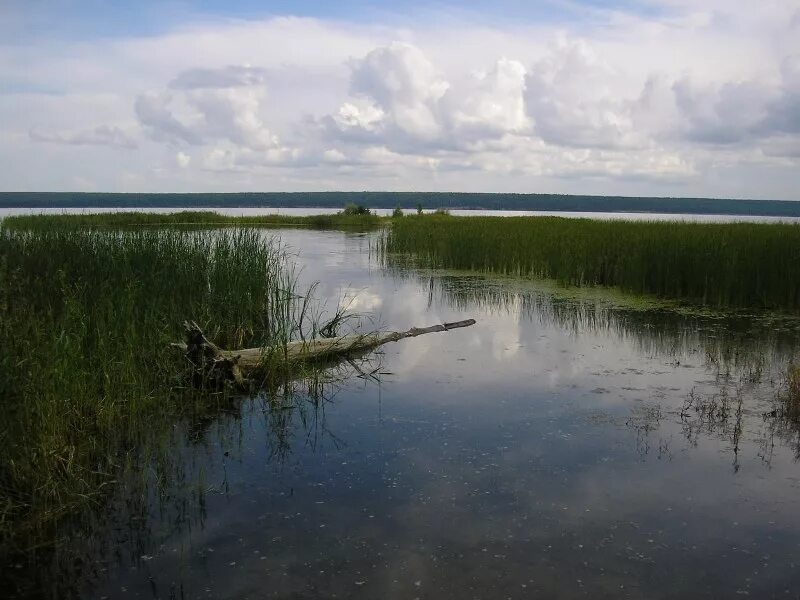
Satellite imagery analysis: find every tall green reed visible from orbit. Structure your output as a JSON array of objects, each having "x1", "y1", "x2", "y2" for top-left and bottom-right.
[
  {"x1": 382, "y1": 215, "x2": 800, "y2": 309},
  {"x1": 0, "y1": 226, "x2": 299, "y2": 544}
]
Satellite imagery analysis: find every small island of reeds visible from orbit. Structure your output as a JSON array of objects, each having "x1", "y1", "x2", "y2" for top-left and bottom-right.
[
  {"x1": 2, "y1": 209, "x2": 383, "y2": 231},
  {"x1": 382, "y1": 214, "x2": 800, "y2": 310}
]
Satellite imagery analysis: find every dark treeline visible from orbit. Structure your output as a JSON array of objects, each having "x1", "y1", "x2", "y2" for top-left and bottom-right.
[{"x1": 2, "y1": 192, "x2": 800, "y2": 216}]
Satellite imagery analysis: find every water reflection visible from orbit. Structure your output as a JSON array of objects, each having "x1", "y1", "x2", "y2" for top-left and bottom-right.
[
  {"x1": 8, "y1": 228, "x2": 800, "y2": 599},
  {"x1": 411, "y1": 272, "x2": 800, "y2": 377},
  {"x1": 410, "y1": 269, "x2": 800, "y2": 467}
]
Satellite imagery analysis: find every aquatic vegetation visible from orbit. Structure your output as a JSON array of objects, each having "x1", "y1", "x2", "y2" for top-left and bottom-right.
[
  {"x1": 2, "y1": 210, "x2": 384, "y2": 230},
  {"x1": 4, "y1": 221, "x2": 800, "y2": 599},
  {"x1": 384, "y1": 267, "x2": 800, "y2": 384},
  {"x1": 382, "y1": 215, "x2": 800, "y2": 309},
  {"x1": 782, "y1": 365, "x2": 800, "y2": 421},
  {"x1": 0, "y1": 226, "x2": 306, "y2": 547},
  {"x1": 340, "y1": 203, "x2": 371, "y2": 216}
]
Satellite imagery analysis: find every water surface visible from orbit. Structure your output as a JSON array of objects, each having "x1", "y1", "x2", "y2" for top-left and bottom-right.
[{"x1": 16, "y1": 229, "x2": 800, "y2": 599}]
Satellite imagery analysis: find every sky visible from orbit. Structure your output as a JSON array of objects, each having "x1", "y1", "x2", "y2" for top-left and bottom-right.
[{"x1": 1, "y1": 1, "x2": 799, "y2": 199}]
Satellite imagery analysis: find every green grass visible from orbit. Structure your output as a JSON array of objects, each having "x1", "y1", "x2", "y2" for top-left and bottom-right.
[
  {"x1": 0, "y1": 225, "x2": 307, "y2": 547},
  {"x1": 382, "y1": 215, "x2": 800, "y2": 310},
  {"x1": 2, "y1": 210, "x2": 385, "y2": 231}
]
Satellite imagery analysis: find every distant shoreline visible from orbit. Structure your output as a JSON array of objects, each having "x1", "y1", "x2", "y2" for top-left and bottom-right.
[{"x1": 1, "y1": 192, "x2": 799, "y2": 217}]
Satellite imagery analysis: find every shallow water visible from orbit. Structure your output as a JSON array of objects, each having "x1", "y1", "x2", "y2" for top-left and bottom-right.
[{"x1": 13, "y1": 229, "x2": 800, "y2": 599}]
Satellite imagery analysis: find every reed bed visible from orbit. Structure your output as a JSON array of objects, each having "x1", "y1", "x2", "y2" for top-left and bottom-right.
[
  {"x1": 0, "y1": 225, "x2": 302, "y2": 545},
  {"x1": 3, "y1": 210, "x2": 384, "y2": 230},
  {"x1": 785, "y1": 365, "x2": 800, "y2": 421},
  {"x1": 382, "y1": 215, "x2": 800, "y2": 309}
]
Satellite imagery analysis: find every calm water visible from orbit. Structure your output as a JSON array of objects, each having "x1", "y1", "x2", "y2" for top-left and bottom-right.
[
  {"x1": 2, "y1": 206, "x2": 800, "y2": 223},
  {"x1": 11, "y1": 229, "x2": 800, "y2": 599}
]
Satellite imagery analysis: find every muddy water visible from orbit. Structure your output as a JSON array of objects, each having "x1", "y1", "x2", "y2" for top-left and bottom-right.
[{"x1": 33, "y1": 230, "x2": 800, "y2": 598}]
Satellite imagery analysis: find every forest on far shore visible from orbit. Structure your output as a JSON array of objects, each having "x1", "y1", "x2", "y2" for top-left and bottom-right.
[{"x1": 2, "y1": 191, "x2": 800, "y2": 216}]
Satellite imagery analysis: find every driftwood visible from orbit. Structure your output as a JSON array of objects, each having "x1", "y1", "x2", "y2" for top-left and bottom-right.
[{"x1": 174, "y1": 318, "x2": 476, "y2": 388}]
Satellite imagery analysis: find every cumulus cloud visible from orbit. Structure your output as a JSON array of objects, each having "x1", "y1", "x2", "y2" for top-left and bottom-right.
[
  {"x1": 524, "y1": 39, "x2": 640, "y2": 149},
  {"x1": 136, "y1": 66, "x2": 282, "y2": 152},
  {"x1": 440, "y1": 58, "x2": 529, "y2": 139},
  {"x1": 29, "y1": 124, "x2": 138, "y2": 149},
  {"x1": 349, "y1": 42, "x2": 447, "y2": 142},
  {"x1": 672, "y1": 78, "x2": 772, "y2": 145},
  {"x1": 324, "y1": 100, "x2": 386, "y2": 143},
  {"x1": 325, "y1": 43, "x2": 530, "y2": 152},
  {"x1": 190, "y1": 88, "x2": 278, "y2": 149},
  {"x1": 663, "y1": 53, "x2": 800, "y2": 152},
  {"x1": 3, "y1": 3, "x2": 800, "y2": 196},
  {"x1": 135, "y1": 92, "x2": 202, "y2": 145},
  {"x1": 319, "y1": 38, "x2": 702, "y2": 181}
]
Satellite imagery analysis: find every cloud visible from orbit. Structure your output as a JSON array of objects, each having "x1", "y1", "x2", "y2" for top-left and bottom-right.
[
  {"x1": 441, "y1": 58, "x2": 529, "y2": 140},
  {"x1": 349, "y1": 42, "x2": 448, "y2": 142},
  {"x1": 29, "y1": 124, "x2": 138, "y2": 149},
  {"x1": 135, "y1": 92, "x2": 202, "y2": 145},
  {"x1": 762, "y1": 55, "x2": 800, "y2": 137},
  {"x1": 2, "y1": 4, "x2": 800, "y2": 197},
  {"x1": 524, "y1": 38, "x2": 641, "y2": 150},
  {"x1": 176, "y1": 151, "x2": 191, "y2": 167},
  {"x1": 136, "y1": 68, "x2": 280, "y2": 151},
  {"x1": 672, "y1": 78, "x2": 772, "y2": 145},
  {"x1": 322, "y1": 148, "x2": 346, "y2": 163},
  {"x1": 319, "y1": 38, "x2": 699, "y2": 183},
  {"x1": 666, "y1": 53, "x2": 800, "y2": 148},
  {"x1": 325, "y1": 43, "x2": 529, "y2": 152},
  {"x1": 169, "y1": 65, "x2": 270, "y2": 90}
]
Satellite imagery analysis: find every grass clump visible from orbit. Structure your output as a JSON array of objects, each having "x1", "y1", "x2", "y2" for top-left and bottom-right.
[
  {"x1": 0, "y1": 225, "x2": 302, "y2": 547},
  {"x1": 383, "y1": 215, "x2": 800, "y2": 310}
]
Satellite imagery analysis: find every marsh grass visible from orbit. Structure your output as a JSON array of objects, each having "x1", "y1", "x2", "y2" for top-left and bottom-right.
[
  {"x1": 0, "y1": 225, "x2": 316, "y2": 549},
  {"x1": 382, "y1": 215, "x2": 800, "y2": 309},
  {"x1": 3, "y1": 210, "x2": 384, "y2": 231},
  {"x1": 783, "y1": 365, "x2": 800, "y2": 422}
]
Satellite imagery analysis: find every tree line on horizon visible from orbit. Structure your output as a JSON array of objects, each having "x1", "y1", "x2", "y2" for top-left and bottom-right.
[{"x1": 1, "y1": 191, "x2": 799, "y2": 216}]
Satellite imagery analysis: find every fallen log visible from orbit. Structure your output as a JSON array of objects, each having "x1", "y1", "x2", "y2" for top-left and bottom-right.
[{"x1": 174, "y1": 318, "x2": 476, "y2": 387}]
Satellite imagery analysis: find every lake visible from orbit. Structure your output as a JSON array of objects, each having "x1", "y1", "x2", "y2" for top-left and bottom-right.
[{"x1": 8, "y1": 227, "x2": 800, "y2": 599}]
